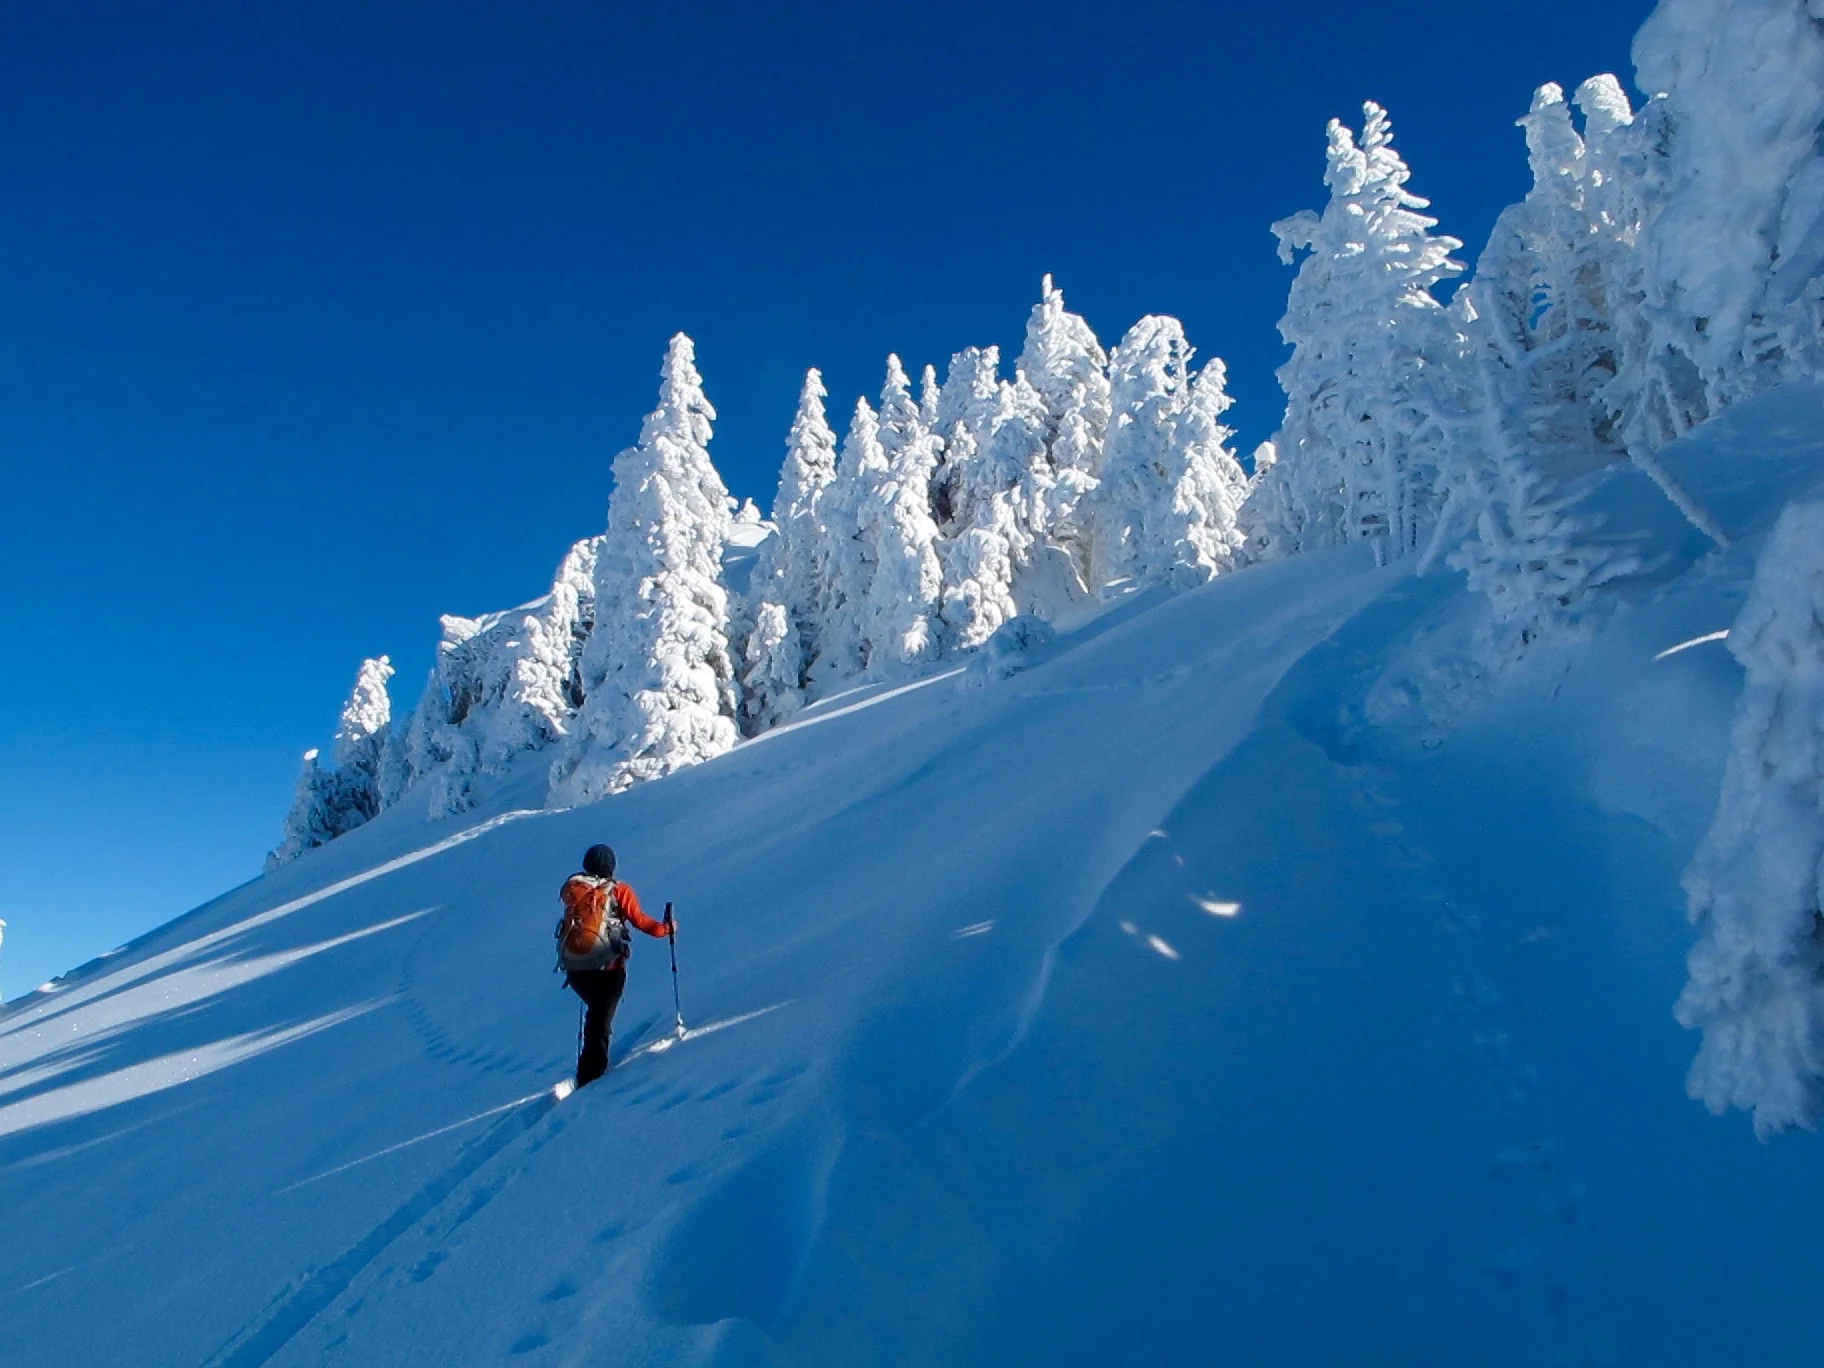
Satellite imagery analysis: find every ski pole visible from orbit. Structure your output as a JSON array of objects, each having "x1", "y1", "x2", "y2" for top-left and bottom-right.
[{"x1": 665, "y1": 902, "x2": 685, "y2": 1039}]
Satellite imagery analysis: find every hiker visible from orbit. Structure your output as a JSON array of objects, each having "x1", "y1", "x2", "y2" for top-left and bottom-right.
[{"x1": 556, "y1": 844, "x2": 673, "y2": 1087}]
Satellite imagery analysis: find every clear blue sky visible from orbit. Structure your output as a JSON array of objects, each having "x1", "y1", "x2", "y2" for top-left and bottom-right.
[{"x1": 0, "y1": 0, "x2": 1653, "y2": 997}]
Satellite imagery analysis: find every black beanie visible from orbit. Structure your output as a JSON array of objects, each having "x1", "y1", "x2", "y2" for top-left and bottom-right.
[{"x1": 583, "y1": 844, "x2": 616, "y2": 879}]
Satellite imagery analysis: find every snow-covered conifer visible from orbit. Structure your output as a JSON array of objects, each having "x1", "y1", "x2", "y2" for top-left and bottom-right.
[
  {"x1": 1265, "y1": 103, "x2": 1466, "y2": 560},
  {"x1": 1015, "y1": 275, "x2": 1111, "y2": 585},
  {"x1": 549, "y1": 334, "x2": 738, "y2": 804},
  {"x1": 1473, "y1": 83, "x2": 1634, "y2": 481},
  {"x1": 743, "y1": 369, "x2": 840, "y2": 731},
  {"x1": 398, "y1": 536, "x2": 603, "y2": 817},
  {"x1": 862, "y1": 356, "x2": 945, "y2": 666},
  {"x1": 268, "y1": 750, "x2": 335, "y2": 871},
  {"x1": 1094, "y1": 318, "x2": 1249, "y2": 591},
  {"x1": 815, "y1": 396, "x2": 889, "y2": 684},
  {"x1": 1678, "y1": 498, "x2": 1824, "y2": 1136},
  {"x1": 266, "y1": 656, "x2": 395, "y2": 868},
  {"x1": 931, "y1": 346, "x2": 1002, "y2": 536},
  {"x1": 1630, "y1": 0, "x2": 1824, "y2": 416},
  {"x1": 933, "y1": 346, "x2": 1034, "y2": 648}
]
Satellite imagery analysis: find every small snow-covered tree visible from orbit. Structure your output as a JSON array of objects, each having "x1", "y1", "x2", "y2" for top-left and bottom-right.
[
  {"x1": 1015, "y1": 275, "x2": 1110, "y2": 588},
  {"x1": 1678, "y1": 498, "x2": 1824, "y2": 1136},
  {"x1": 1463, "y1": 82, "x2": 1635, "y2": 484},
  {"x1": 743, "y1": 369, "x2": 840, "y2": 732},
  {"x1": 815, "y1": 396, "x2": 889, "y2": 685},
  {"x1": 1416, "y1": 80, "x2": 1644, "y2": 644},
  {"x1": 1094, "y1": 317, "x2": 1249, "y2": 591},
  {"x1": 930, "y1": 346, "x2": 1002, "y2": 537},
  {"x1": 927, "y1": 346, "x2": 1024, "y2": 648},
  {"x1": 267, "y1": 656, "x2": 395, "y2": 868},
  {"x1": 269, "y1": 750, "x2": 336, "y2": 870},
  {"x1": 402, "y1": 536, "x2": 603, "y2": 816},
  {"x1": 862, "y1": 356, "x2": 946, "y2": 666},
  {"x1": 1629, "y1": 0, "x2": 1824, "y2": 417},
  {"x1": 549, "y1": 334, "x2": 738, "y2": 805},
  {"x1": 1264, "y1": 102, "x2": 1466, "y2": 560},
  {"x1": 498, "y1": 535, "x2": 600, "y2": 760}
]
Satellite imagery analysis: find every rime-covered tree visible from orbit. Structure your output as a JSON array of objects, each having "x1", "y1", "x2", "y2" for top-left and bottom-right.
[
  {"x1": 1465, "y1": 82, "x2": 1635, "y2": 483},
  {"x1": 862, "y1": 356, "x2": 946, "y2": 666},
  {"x1": 930, "y1": 346, "x2": 1002, "y2": 537},
  {"x1": 549, "y1": 334, "x2": 738, "y2": 804},
  {"x1": 933, "y1": 346, "x2": 1032, "y2": 648},
  {"x1": 1015, "y1": 275, "x2": 1110, "y2": 588},
  {"x1": 743, "y1": 369, "x2": 840, "y2": 732},
  {"x1": 1094, "y1": 317, "x2": 1248, "y2": 590},
  {"x1": 1678, "y1": 499, "x2": 1824, "y2": 1136},
  {"x1": 396, "y1": 537, "x2": 602, "y2": 817},
  {"x1": 1418, "y1": 81, "x2": 1643, "y2": 638},
  {"x1": 267, "y1": 656, "x2": 395, "y2": 868},
  {"x1": 815, "y1": 396, "x2": 889, "y2": 685},
  {"x1": 1264, "y1": 102, "x2": 1466, "y2": 560},
  {"x1": 1629, "y1": 0, "x2": 1824, "y2": 420}
]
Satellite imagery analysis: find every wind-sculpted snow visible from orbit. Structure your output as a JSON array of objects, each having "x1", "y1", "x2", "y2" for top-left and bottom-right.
[{"x1": 12, "y1": 387, "x2": 1824, "y2": 1363}]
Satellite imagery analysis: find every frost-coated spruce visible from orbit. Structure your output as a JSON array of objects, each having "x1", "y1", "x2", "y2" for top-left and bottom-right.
[
  {"x1": 1678, "y1": 499, "x2": 1824, "y2": 1137},
  {"x1": 742, "y1": 369, "x2": 839, "y2": 733},
  {"x1": 267, "y1": 656, "x2": 394, "y2": 868},
  {"x1": 816, "y1": 396, "x2": 889, "y2": 683},
  {"x1": 388, "y1": 537, "x2": 604, "y2": 819},
  {"x1": 1629, "y1": 0, "x2": 1824, "y2": 419},
  {"x1": 863, "y1": 356, "x2": 946, "y2": 666},
  {"x1": 1015, "y1": 275, "x2": 1108, "y2": 591},
  {"x1": 935, "y1": 345, "x2": 1027, "y2": 649},
  {"x1": 1094, "y1": 317, "x2": 1248, "y2": 592},
  {"x1": 549, "y1": 335, "x2": 739, "y2": 805},
  {"x1": 1261, "y1": 102, "x2": 1465, "y2": 561}
]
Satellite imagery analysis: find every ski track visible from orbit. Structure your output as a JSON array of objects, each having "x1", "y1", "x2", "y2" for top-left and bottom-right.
[
  {"x1": 1349, "y1": 759, "x2": 1590, "y2": 1363},
  {"x1": 1283, "y1": 574, "x2": 1592, "y2": 1362},
  {"x1": 205, "y1": 1086, "x2": 566, "y2": 1368}
]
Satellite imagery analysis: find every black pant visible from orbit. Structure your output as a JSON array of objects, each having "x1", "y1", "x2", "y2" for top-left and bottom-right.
[{"x1": 567, "y1": 964, "x2": 627, "y2": 1087}]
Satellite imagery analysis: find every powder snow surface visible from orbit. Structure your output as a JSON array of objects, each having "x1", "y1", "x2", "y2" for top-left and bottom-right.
[{"x1": 7, "y1": 393, "x2": 1824, "y2": 1365}]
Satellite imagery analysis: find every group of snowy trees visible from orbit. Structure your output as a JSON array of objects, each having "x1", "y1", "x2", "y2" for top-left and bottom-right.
[
  {"x1": 272, "y1": 287, "x2": 1251, "y2": 863},
  {"x1": 1252, "y1": 0, "x2": 1824, "y2": 641},
  {"x1": 276, "y1": 0, "x2": 1824, "y2": 867},
  {"x1": 272, "y1": 1, "x2": 1824, "y2": 1142}
]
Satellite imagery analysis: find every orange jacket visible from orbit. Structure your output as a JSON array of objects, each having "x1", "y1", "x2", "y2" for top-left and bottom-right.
[{"x1": 613, "y1": 882, "x2": 671, "y2": 942}]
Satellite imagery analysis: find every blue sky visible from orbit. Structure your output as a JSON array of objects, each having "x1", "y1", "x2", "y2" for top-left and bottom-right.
[{"x1": 0, "y1": 0, "x2": 1653, "y2": 997}]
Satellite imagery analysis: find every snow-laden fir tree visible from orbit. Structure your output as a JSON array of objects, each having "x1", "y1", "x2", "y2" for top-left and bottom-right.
[
  {"x1": 1628, "y1": 0, "x2": 1824, "y2": 423},
  {"x1": 1677, "y1": 498, "x2": 1824, "y2": 1137},
  {"x1": 742, "y1": 369, "x2": 840, "y2": 733},
  {"x1": 392, "y1": 536, "x2": 602, "y2": 817},
  {"x1": 1093, "y1": 317, "x2": 1248, "y2": 591},
  {"x1": 1418, "y1": 81, "x2": 1644, "y2": 647},
  {"x1": 267, "y1": 656, "x2": 395, "y2": 868},
  {"x1": 1014, "y1": 275, "x2": 1109, "y2": 590},
  {"x1": 930, "y1": 346, "x2": 1002, "y2": 536},
  {"x1": 1468, "y1": 82, "x2": 1635, "y2": 484},
  {"x1": 861, "y1": 356, "x2": 946, "y2": 666},
  {"x1": 1261, "y1": 102, "x2": 1466, "y2": 560},
  {"x1": 815, "y1": 396, "x2": 889, "y2": 685},
  {"x1": 549, "y1": 334, "x2": 738, "y2": 805},
  {"x1": 930, "y1": 346, "x2": 1029, "y2": 648}
]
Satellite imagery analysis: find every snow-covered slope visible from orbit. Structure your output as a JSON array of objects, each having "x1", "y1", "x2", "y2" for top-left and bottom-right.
[{"x1": 8, "y1": 390, "x2": 1824, "y2": 1365}]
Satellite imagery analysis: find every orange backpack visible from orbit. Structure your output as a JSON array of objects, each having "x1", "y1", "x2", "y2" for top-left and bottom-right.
[{"x1": 554, "y1": 874, "x2": 630, "y2": 973}]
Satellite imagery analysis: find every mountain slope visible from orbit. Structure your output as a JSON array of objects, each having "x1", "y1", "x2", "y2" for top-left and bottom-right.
[{"x1": 7, "y1": 389, "x2": 1824, "y2": 1365}]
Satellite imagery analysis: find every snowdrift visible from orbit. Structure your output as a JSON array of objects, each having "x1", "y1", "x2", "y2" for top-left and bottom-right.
[{"x1": 8, "y1": 389, "x2": 1824, "y2": 1365}]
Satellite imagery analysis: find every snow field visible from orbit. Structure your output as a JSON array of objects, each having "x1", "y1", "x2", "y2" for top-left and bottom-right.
[{"x1": 14, "y1": 379, "x2": 1824, "y2": 1361}]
